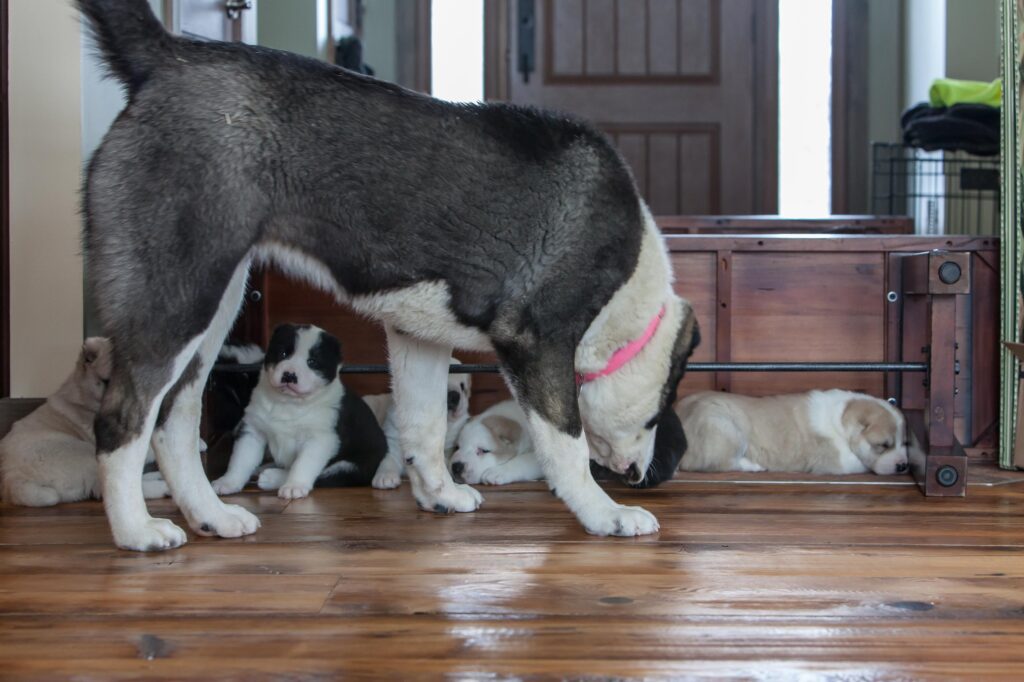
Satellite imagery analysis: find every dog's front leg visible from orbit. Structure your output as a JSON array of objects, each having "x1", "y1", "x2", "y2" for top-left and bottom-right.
[
  {"x1": 385, "y1": 326, "x2": 483, "y2": 513},
  {"x1": 212, "y1": 425, "x2": 267, "y2": 495},
  {"x1": 276, "y1": 438, "x2": 337, "y2": 500},
  {"x1": 527, "y1": 413, "x2": 659, "y2": 536}
]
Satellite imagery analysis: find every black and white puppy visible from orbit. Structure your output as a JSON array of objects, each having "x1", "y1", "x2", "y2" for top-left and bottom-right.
[
  {"x1": 78, "y1": 0, "x2": 700, "y2": 551},
  {"x1": 212, "y1": 324, "x2": 387, "y2": 499}
]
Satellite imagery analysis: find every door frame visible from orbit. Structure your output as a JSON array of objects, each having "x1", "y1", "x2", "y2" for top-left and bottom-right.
[
  {"x1": 483, "y1": 0, "x2": 779, "y2": 214},
  {"x1": 1, "y1": 0, "x2": 9, "y2": 398}
]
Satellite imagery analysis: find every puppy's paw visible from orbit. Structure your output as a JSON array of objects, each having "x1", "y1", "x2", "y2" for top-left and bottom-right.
[
  {"x1": 257, "y1": 468, "x2": 288, "y2": 491},
  {"x1": 413, "y1": 480, "x2": 483, "y2": 514},
  {"x1": 580, "y1": 503, "x2": 659, "y2": 537},
  {"x1": 113, "y1": 517, "x2": 188, "y2": 552},
  {"x1": 193, "y1": 502, "x2": 261, "y2": 538},
  {"x1": 479, "y1": 468, "x2": 515, "y2": 486},
  {"x1": 277, "y1": 483, "x2": 311, "y2": 500},
  {"x1": 211, "y1": 476, "x2": 245, "y2": 496},
  {"x1": 372, "y1": 469, "x2": 402, "y2": 489}
]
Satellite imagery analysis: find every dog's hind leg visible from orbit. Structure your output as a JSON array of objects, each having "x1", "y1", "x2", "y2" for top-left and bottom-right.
[
  {"x1": 97, "y1": 334, "x2": 206, "y2": 551},
  {"x1": 499, "y1": 346, "x2": 659, "y2": 536},
  {"x1": 151, "y1": 258, "x2": 261, "y2": 539},
  {"x1": 385, "y1": 325, "x2": 483, "y2": 513}
]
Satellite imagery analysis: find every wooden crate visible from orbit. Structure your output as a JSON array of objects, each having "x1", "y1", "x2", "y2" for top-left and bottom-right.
[{"x1": 233, "y1": 233, "x2": 999, "y2": 452}]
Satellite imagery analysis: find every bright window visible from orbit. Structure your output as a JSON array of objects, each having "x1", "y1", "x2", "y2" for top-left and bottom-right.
[
  {"x1": 431, "y1": 0, "x2": 484, "y2": 102},
  {"x1": 778, "y1": 0, "x2": 833, "y2": 216}
]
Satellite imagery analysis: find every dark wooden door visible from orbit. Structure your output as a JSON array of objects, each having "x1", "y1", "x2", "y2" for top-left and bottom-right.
[{"x1": 491, "y1": 0, "x2": 778, "y2": 215}]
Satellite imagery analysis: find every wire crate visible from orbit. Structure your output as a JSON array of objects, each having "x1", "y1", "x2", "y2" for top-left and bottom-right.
[{"x1": 871, "y1": 142, "x2": 1000, "y2": 235}]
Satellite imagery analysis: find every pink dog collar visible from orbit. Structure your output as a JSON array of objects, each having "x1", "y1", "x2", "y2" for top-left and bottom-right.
[{"x1": 576, "y1": 305, "x2": 666, "y2": 385}]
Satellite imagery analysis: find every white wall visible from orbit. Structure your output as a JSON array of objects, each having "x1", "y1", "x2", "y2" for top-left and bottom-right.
[
  {"x1": 904, "y1": 0, "x2": 947, "y2": 108},
  {"x1": 945, "y1": 0, "x2": 1000, "y2": 82},
  {"x1": 258, "y1": 0, "x2": 328, "y2": 60},
  {"x1": 8, "y1": 1, "x2": 86, "y2": 396}
]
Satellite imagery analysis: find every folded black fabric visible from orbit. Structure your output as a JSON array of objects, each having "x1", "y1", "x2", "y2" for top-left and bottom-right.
[{"x1": 901, "y1": 103, "x2": 999, "y2": 156}]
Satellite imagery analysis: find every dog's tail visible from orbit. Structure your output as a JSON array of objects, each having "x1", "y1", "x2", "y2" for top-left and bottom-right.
[{"x1": 77, "y1": 0, "x2": 173, "y2": 94}]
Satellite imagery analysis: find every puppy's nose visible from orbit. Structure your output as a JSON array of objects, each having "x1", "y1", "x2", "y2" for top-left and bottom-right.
[
  {"x1": 281, "y1": 371, "x2": 298, "y2": 385},
  {"x1": 626, "y1": 463, "x2": 641, "y2": 483},
  {"x1": 451, "y1": 461, "x2": 465, "y2": 477},
  {"x1": 447, "y1": 390, "x2": 460, "y2": 412},
  {"x1": 896, "y1": 461, "x2": 909, "y2": 474}
]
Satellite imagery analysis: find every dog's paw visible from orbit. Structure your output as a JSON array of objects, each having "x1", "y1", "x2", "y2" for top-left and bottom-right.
[
  {"x1": 193, "y1": 502, "x2": 261, "y2": 538},
  {"x1": 580, "y1": 503, "x2": 659, "y2": 537},
  {"x1": 211, "y1": 476, "x2": 245, "y2": 496},
  {"x1": 257, "y1": 468, "x2": 288, "y2": 491},
  {"x1": 413, "y1": 480, "x2": 483, "y2": 514},
  {"x1": 113, "y1": 517, "x2": 188, "y2": 552},
  {"x1": 479, "y1": 468, "x2": 515, "y2": 486},
  {"x1": 372, "y1": 469, "x2": 402, "y2": 489},
  {"x1": 277, "y1": 483, "x2": 311, "y2": 500}
]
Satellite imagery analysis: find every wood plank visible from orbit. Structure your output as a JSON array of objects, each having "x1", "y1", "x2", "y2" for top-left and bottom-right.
[{"x1": 3, "y1": 481, "x2": 1024, "y2": 678}]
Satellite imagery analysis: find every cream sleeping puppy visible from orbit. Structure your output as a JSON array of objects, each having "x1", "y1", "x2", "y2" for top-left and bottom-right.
[
  {"x1": 675, "y1": 389, "x2": 909, "y2": 475},
  {"x1": 448, "y1": 400, "x2": 543, "y2": 485},
  {"x1": 0, "y1": 338, "x2": 171, "y2": 506},
  {"x1": 365, "y1": 359, "x2": 472, "y2": 489}
]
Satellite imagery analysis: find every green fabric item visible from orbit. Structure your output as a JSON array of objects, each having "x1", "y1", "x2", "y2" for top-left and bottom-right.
[{"x1": 929, "y1": 78, "x2": 1002, "y2": 108}]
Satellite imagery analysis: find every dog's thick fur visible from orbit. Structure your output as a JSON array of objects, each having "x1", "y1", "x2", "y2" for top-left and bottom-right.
[
  {"x1": 78, "y1": 0, "x2": 698, "y2": 550},
  {"x1": 676, "y1": 390, "x2": 909, "y2": 475},
  {"x1": 0, "y1": 339, "x2": 169, "y2": 506}
]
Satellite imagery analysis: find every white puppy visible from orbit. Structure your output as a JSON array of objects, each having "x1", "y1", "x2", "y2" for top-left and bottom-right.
[
  {"x1": 448, "y1": 400, "x2": 543, "y2": 485},
  {"x1": 366, "y1": 359, "x2": 472, "y2": 489},
  {"x1": 676, "y1": 389, "x2": 909, "y2": 475},
  {"x1": 0, "y1": 338, "x2": 170, "y2": 506}
]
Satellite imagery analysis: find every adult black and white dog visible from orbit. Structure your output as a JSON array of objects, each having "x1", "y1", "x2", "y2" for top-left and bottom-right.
[
  {"x1": 78, "y1": 0, "x2": 699, "y2": 551},
  {"x1": 212, "y1": 324, "x2": 387, "y2": 499}
]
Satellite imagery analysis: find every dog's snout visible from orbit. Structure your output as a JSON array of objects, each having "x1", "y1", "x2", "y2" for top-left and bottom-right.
[
  {"x1": 447, "y1": 390, "x2": 460, "y2": 412},
  {"x1": 626, "y1": 463, "x2": 641, "y2": 483},
  {"x1": 281, "y1": 371, "x2": 298, "y2": 385},
  {"x1": 896, "y1": 461, "x2": 909, "y2": 474},
  {"x1": 451, "y1": 461, "x2": 465, "y2": 477}
]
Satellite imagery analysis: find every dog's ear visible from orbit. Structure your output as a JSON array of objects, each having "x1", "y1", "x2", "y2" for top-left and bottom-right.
[
  {"x1": 482, "y1": 415, "x2": 523, "y2": 447},
  {"x1": 842, "y1": 399, "x2": 896, "y2": 444},
  {"x1": 631, "y1": 407, "x2": 686, "y2": 489},
  {"x1": 81, "y1": 337, "x2": 111, "y2": 365}
]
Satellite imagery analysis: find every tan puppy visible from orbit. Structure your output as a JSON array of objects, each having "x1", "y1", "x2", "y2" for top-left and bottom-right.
[
  {"x1": 448, "y1": 400, "x2": 543, "y2": 485},
  {"x1": 0, "y1": 338, "x2": 170, "y2": 506},
  {"x1": 676, "y1": 389, "x2": 909, "y2": 475}
]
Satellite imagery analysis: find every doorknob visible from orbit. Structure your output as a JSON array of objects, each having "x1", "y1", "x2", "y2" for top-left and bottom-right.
[{"x1": 225, "y1": 0, "x2": 252, "y2": 21}]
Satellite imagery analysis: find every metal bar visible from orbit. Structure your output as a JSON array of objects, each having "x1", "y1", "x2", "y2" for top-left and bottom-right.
[{"x1": 211, "y1": 362, "x2": 930, "y2": 374}]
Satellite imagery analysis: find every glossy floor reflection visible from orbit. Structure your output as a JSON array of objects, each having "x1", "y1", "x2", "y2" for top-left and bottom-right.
[{"x1": 1, "y1": 475, "x2": 1023, "y2": 679}]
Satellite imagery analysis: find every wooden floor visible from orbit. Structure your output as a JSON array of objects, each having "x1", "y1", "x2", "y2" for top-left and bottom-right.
[{"x1": 2, "y1": 475, "x2": 1024, "y2": 680}]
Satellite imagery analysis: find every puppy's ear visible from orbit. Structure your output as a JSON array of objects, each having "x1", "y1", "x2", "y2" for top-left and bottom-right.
[
  {"x1": 81, "y1": 337, "x2": 111, "y2": 365},
  {"x1": 482, "y1": 416, "x2": 523, "y2": 447},
  {"x1": 842, "y1": 399, "x2": 897, "y2": 443}
]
